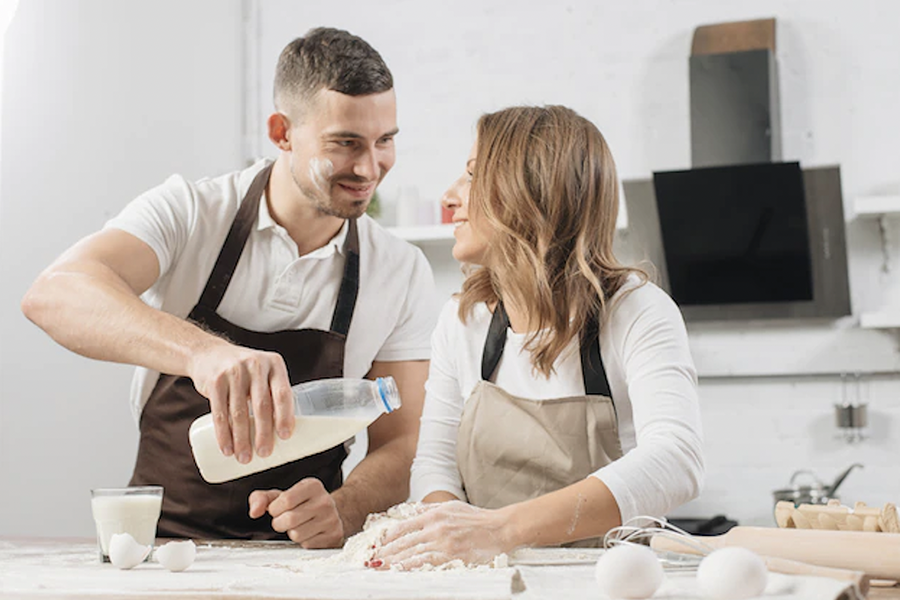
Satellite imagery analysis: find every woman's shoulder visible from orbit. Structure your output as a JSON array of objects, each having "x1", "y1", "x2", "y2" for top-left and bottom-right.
[
  {"x1": 436, "y1": 296, "x2": 494, "y2": 332},
  {"x1": 607, "y1": 274, "x2": 686, "y2": 328}
]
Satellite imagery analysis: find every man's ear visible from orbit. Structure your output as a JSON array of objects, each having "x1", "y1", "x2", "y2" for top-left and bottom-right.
[{"x1": 267, "y1": 112, "x2": 292, "y2": 150}]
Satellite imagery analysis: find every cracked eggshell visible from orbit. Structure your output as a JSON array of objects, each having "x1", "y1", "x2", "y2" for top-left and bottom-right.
[
  {"x1": 697, "y1": 547, "x2": 768, "y2": 600},
  {"x1": 155, "y1": 539, "x2": 197, "y2": 572},
  {"x1": 108, "y1": 532, "x2": 151, "y2": 570},
  {"x1": 594, "y1": 544, "x2": 664, "y2": 599}
]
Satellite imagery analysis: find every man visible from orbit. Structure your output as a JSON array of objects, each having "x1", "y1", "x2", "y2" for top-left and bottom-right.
[{"x1": 21, "y1": 27, "x2": 436, "y2": 548}]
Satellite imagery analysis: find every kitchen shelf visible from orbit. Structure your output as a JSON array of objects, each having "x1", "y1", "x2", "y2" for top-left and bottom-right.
[
  {"x1": 852, "y1": 195, "x2": 900, "y2": 218},
  {"x1": 385, "y1": 224, "x2": 455, "y2": 243},
  {"x1": 859, "y1": 311, "x2": 900, "y2": 329}
]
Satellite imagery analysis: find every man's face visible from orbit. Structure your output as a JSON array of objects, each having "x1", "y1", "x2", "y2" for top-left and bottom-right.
[{"x1": 288, "y1": 88, "x2": 398, "y2": 219}]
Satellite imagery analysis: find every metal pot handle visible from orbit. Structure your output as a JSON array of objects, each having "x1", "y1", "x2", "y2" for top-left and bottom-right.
[
  {"x1": 825, "y1": 463, "x2": 863, "y2": 497},
  {"x1": 789, "y1": 469, "x2": 824, "y2": 488}
]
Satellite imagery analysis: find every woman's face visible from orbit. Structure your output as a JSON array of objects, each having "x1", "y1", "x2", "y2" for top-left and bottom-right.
[{"x1": 442, "y1": 143, "x2": 491, "y2": 265}]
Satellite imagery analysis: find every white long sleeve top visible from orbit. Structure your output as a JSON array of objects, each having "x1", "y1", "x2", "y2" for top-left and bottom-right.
[{"x1": 410, "y1": 277, "x2": 704, "y2": 524}]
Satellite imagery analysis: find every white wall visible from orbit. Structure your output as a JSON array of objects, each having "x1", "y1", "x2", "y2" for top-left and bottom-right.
[
  {"x1": 1, "y1": 0, "x2": 898, "y2": 537},
  {"x1": 0, "y1": 0, "x2": 242, "y2": 536}
]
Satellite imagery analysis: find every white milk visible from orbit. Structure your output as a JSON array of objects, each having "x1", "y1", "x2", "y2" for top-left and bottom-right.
[
  {"x1": 189, "y1": 414, "x2": 371, "y2": 484},
  {"x1": 90, "y1": 495, "x2": 163, "y2": 555}
]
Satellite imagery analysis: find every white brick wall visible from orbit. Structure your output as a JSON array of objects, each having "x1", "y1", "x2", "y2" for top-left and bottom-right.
[{"x1": 679, "y1": 375, "x2": 900, "y2": 526}]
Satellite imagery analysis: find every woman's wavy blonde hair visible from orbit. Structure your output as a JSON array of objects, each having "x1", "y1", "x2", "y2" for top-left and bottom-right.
[{"x1": 458, "y1": 105, "x2": 648, "y2": 377}]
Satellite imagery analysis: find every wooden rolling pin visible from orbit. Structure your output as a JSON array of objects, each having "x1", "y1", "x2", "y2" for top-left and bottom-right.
[
  {"x1": 763, "y1": 556, "x2": 869, "y2": 596},
  {"x1": 651, "y1": 526, "x2": 900, "y2": 581}
]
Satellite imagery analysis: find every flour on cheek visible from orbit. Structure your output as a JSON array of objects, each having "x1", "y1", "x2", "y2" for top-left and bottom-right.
[{"x1": 308, "y1": 157, "x2": 334, "y2": 195}]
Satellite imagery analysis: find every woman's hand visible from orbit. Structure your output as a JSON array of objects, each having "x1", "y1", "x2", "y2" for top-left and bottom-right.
[{"x1": 373, "y1": 501, "x2": 516, "y2": 570}]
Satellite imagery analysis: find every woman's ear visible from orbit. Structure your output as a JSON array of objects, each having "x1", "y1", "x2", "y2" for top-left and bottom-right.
[{"x1": 267, "y1": 112, "x2": 292, "y2": 150}]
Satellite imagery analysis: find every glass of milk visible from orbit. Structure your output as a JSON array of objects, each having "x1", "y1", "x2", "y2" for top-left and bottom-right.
[{"x1": 90, "y1": 486, "x2": 163, "y2": 562}]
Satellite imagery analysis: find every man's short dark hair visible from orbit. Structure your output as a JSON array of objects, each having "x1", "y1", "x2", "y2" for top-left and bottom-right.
[{"x1": 274, "y1": 27, "x2": 393, "y2": 116}]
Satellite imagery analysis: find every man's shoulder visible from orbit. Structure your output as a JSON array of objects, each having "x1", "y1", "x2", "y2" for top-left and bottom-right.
[
  {"x1": 189, "y1": 158, "x2": 272, "y2": 201},
  {"x1": 147, "y1": 159, "x2": 268, "y2": 211}
]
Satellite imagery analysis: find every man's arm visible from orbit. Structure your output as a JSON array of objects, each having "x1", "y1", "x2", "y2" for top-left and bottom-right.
[
  {"x1": 334, "y1": 359, "x2": 429, "y2": 534},
  {"x1": 21, "y1": 229, "x2": 295, "y2": 460},
  {"x1": 249, "y1": 358, "x2": 428, "y2": 547}
]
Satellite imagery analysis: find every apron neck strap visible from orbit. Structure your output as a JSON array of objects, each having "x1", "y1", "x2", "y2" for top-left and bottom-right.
[
  {"x1": 197, "y1": 163, "x2": 273, "y2": 311},
  {"x1": 579, "y1": 312, "x2": 612, "y2": 397},
  {"x1": 329, "y1": 218, "x2": 360, "y2": 336},
  {"x1": 481, "y1": 302, "x2": 612, "y2": 397},
  {"x1": 480, "y1": 301, "x2": 511, "y2": 381}
]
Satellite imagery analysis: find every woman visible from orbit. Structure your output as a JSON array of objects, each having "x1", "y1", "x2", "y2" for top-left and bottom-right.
[{"x1": 375, "y1": 105, "x2": 703, "y2": 569}]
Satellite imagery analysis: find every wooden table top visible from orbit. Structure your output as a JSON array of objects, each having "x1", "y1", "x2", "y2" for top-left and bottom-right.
[{"x1": 0, "y1": 536, "x2": 897, "y2": 599}]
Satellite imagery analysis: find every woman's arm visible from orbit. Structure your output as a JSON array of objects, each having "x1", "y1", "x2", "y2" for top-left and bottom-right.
[
  {"x1": 375, "y1": 478, "x2": 620, "y2": 570},
  {"x1": 593, "y1": 284, "x2": 704, "y2": 523},
  {"x1": 408, "y1": 301, "x2": 468, "y2": 502}
]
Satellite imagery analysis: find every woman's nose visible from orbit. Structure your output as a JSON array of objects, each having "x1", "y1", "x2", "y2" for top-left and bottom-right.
[{"x1": 441, "y1": 179, "x2": 463, "y2": 210}]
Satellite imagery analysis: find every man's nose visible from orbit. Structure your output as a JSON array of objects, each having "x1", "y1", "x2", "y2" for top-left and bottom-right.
[{"x1": 353, "y1": 149, "x2": 379, "y2": 180}]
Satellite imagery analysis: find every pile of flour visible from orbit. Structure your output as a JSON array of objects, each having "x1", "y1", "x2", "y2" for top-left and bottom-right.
[{"x1": 293, "y1": 502, "x2": 508, "y2": 574}]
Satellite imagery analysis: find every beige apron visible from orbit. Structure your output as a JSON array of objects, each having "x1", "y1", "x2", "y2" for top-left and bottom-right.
[{"x1": 456, "y1": 303, "x2": 623, "y2": 546}]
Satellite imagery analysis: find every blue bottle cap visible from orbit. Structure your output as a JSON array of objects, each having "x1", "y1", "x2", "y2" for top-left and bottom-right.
[{"x1": 375, "y1": 376, "x2": 401, "y2": 413}]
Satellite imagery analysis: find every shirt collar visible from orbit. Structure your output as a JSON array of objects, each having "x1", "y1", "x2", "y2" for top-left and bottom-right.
[{"x1": 256, "y1": 190, "x2": 349, "y2": 257}]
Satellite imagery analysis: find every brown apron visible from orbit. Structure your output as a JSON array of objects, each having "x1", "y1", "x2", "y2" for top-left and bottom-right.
[
  {"x1": 457, "y1": 303, "x2": 623, "y2": 545},
  {"x1": 129, "y1": 163, "x2": 360, "y2": 540}
]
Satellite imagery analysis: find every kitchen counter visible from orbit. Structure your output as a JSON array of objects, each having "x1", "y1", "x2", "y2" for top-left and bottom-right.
[{"x1": 0, "y1": 537, "x2": 896, "y2": 599}]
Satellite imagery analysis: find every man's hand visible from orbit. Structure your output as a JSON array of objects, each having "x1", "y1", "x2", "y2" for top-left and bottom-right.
[
  {"x1": 188, "y1": 342, "x2": 295, "y2": 464},
  {"x1": 248, "y1": 479, "x2": 345, "y2": 548}
]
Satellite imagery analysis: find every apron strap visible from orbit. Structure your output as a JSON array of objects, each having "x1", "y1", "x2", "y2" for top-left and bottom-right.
[
  {"x1": 579, "y1": 312, "x2": 613, "y2": 399},
  {"x1": 197, "y1": 163, "x2": 273, "y2": 311},
  {"x1": 481, "y1": 302, "x2": 613, "y2": 403},
  {"x1": 481, "y1": 301, "x2": 511, "y2": 381},
  {"x1": 330, "y1": 218, "x2": 360, "y2": 336}
]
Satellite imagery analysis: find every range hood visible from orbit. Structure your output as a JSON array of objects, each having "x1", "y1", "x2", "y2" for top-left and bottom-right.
[
  {"x1": 689, "y1": 18, "x2": 781, "y2": 168},
  {"x1": 638, "y1": 18, "x2": 852, "y2": 322}
]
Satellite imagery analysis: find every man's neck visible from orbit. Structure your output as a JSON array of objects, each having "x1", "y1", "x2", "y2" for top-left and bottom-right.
[{"x1": 267, "y1": 155, "x2": 345, "y2": 257}]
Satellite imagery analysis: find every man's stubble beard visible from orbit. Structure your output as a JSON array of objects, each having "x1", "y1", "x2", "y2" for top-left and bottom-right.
[{"x1": 290, "y1": 154, "x2": 371, "y2": 220}]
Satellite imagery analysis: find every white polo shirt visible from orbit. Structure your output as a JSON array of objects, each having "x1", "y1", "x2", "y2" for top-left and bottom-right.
[{"x1": 105, "y1": 158, "x2": 438, "y2": 421}]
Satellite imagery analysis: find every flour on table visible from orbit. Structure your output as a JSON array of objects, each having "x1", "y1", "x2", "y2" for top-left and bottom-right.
[{"x1": 293, "y1": 502, "x2": 509, "y2": 574}]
